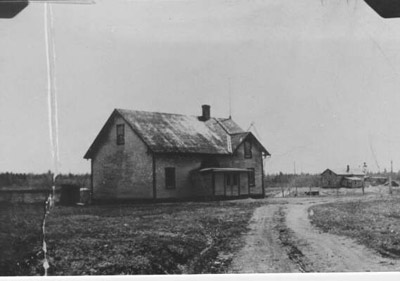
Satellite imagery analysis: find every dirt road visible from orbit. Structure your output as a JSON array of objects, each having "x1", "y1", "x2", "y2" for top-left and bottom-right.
[{"x1": 229, "y1": 197, "x2": 400, "y2": 273}]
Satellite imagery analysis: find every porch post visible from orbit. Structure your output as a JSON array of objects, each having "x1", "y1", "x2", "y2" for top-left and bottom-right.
[
  {"x1": 238, "y1": 172, "x2": 241, "y2": 196},
  {"x1": 224, "y1": 173, "x2": 227, "y2": 197}
]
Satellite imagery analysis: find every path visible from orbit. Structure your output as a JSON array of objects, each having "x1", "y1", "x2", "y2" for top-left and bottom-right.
[{"x1": 229, "y1": 197, "x2": 400, "y2": 273}]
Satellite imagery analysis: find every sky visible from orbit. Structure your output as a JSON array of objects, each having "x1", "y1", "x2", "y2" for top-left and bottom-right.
[{"x1": 1, "y1": 0, "x2": 400, "y2": 174}]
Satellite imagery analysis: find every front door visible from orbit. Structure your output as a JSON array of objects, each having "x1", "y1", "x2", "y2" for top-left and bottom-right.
[{"x1": 225, "y1": 173, "x2": 239, "y2": 197}]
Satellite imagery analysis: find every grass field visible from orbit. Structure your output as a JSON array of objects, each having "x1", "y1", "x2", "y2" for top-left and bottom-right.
[
  {"x1": 309, "y1": 195, "x2": 400, "y2": 259},
  {"x1": 0, "y1": 203, "x2": 44, "y2": 276},
  {"x1": 0, "y1": 199, "x2": 263, "y2": 276}
]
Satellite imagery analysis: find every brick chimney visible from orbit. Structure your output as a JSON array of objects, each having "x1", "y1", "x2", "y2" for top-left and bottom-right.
[
  {"x1": 201, "y1": 105, "x2": 210, "y2": 121},
  {"x1": 346, "y1": 165, "x2": 350, "y2": 173}
]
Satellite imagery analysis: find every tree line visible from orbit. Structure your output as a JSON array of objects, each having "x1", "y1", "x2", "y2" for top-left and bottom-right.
[
  {"x1": 264, "y1": 170, "x2": 400, "y2": 188},
  {"x1": 264, "y1": 172, "x2": 321, "y2": 188},
  {"x1": 0, "y1": 172, "x2": 90, "y2": 188}
]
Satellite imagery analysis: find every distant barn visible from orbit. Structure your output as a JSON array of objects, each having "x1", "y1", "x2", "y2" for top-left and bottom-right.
[
  {"x1": 321, "y1": 165, "x2": 365, "y2": 188},
  {"x1": 84, "y1": 105, "x2": 270, "y2": 202}
]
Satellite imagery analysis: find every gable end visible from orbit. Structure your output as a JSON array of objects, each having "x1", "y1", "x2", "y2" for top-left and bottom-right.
[{"x1": 83, "y1": 109, "x2": 152, "y2": 159}]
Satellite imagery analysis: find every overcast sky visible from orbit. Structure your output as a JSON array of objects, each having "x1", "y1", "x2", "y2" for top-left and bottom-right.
[{"x1": 1, "y1": 0, "x2": 400, "y2": 174}]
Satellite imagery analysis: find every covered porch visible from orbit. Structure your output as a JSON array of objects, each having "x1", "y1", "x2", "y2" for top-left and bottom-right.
[
  {"x1": 198, "y1": 167, "x2": 252, "y2": 198},
  {"x1": 342, "y1": 176, "x2": 364, "y2": 188}
]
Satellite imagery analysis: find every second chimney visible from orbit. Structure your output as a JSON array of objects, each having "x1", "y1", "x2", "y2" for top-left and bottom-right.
[
  {"x1": 201, "y1": 105, "x2": 210, "y2": 121},
  {"x1": 346, "y1": 165, "x2": 350, "y2": 173}
]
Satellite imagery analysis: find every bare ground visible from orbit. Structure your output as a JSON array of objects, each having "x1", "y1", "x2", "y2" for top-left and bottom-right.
[
  {"x1": 229, "y1": 203, "x2": 299, "y2": 273},
  {"x1": 229, "y1": 196, "x2": 400, "y2": 273}
]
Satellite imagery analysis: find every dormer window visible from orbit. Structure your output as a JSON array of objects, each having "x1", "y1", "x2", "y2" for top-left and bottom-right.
[
  {"x1": 244, "y1": 140, "x2": 252, "y2": 159},
  {"x1": 116, "y1": 124, "x2": 125, "y2": 145}
]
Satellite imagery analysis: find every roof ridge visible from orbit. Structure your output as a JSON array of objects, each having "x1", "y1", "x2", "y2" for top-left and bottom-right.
[
  {"x1": 116, "y1": 108, "x2": 230, "y2": 120},
  {"x1": 325, "y1": 168, "x2": 365, "y2": 175},
  {"x1": 217, "y1": 117, "x2": 232, "y2": 121},
  {"x1": 116, "y1": 108, "x2": 188, "y2": 117},
  {"x1": 214, "y1": 118, "x2": 229, "y2": 134}
]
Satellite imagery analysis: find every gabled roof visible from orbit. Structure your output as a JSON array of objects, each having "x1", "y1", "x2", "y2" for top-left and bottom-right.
[
  {"x1": 84, "y1": 108, "x2": 270, "y2": 159},
  {"x1": 322, "y1": 168, "x2": 365, "y2": 176},
  {"x1": 230, "y1": 132, "x2": 249, "y2": 149},
  {"x1": 216, "y1": 118, "x2": 244, "y2": 134},
  {"x1": 230, "y1": 132, "x2": 270, "y2": 156}
]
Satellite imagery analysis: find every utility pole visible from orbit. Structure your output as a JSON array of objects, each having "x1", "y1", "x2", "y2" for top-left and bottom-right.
[
  {"x1": 228, "y1": 77, "x2": 232, "y2": 119},
  {"x1": 362, "y1": 162, "x2": 367, "y2": 195},
  {"x1": 389, "y1": 160, "x2": 393, "y2": 195},
  {"x1": 294, "y1": 161, "x2": 298, "y2": 197}
]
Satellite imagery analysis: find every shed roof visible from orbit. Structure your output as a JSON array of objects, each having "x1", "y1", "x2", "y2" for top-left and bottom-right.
[
  {"x1": 84, "y1": 108, "x2": 270, "y2": 159},
  {"x1": 344, "y1": 176, "x2": 363, "y2": 181}
]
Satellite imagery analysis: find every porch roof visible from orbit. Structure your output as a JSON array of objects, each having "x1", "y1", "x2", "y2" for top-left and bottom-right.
[
  {"x1": 344, "y1": 176, "x2": 363, "y2": 181},
  {"x1": 199, "y1": 167, "x2": 250, "y2": 173}
]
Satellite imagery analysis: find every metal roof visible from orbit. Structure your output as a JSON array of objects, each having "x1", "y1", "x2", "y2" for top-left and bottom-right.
[
  {"x1": 217, "y1": 118, "x2": 245, "y2": 134},
  {"x1": 118, "y1": 109, "x2": 234, "y2": 154},
  {"x1": 322, "y1": 168, "x2": 365, "y2": 176},
  {"x1": 84, "y1": 108, "x2": 270, "y2": 159}
]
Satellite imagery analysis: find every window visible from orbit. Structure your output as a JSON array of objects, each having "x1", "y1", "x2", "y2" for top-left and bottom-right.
[
  {"x1": 165, "y1": 167, "x2": 176, "y2": 189},
  {"x1": 233, "y1": 173, "x2": 238, "y2": 185},
  {"x1": 248, "y1": 168, "x2": 255, "y2": 187},
  {"x1": 244, "y1": 140, "x2": 252, "y2": 158},
  {"x1": 225, "y1": 173, "x2": 238, "y2": 186},
  {"x1": 116, "y1": 124, "x2": 125, "y2": 145},
  {"x1": 225, "y1": 173, "x2": 231, "y2": 186}
]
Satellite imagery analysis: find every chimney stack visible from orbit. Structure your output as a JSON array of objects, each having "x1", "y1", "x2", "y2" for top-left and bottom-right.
[
  {"x1": 201, "y1": 105, "x2": 210, "y2": 121},
  {"x1": 346, "y1": 165, "x2": 350, "y2": 173}
]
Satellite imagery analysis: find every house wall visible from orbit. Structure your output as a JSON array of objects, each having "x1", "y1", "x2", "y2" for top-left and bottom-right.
[
  {"x1": 342, "y1": 179, "x2": 364, "y2": 188},
  {"x1": 154, "y1": 137, "x2": 264, "y2": 199},
  {"x1": 91, "y1": 116, "x2": 153, "y2": 201},
  {"x1": 155, "y1": 154, "x2": 205, "y2": 199},
  {"x1": 321, "y1": 170, "x2": 342, "y2": 188},
  {"x1": 219, "y1": 140, "x2": 264, "y2": 196}
]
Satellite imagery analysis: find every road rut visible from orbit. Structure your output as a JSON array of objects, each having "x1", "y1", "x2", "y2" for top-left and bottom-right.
[{"x1": 229, "y1": 198, "x2": 400, "y2": 273}]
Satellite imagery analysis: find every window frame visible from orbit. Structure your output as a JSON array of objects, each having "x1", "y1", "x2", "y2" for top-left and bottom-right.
[
  {"x1": 233, "y1": 173, "x2": 238, "y2": 185},
  {"x1": 244, "y1": 140, "x2": 252, "y2": 159},
  {"x1": 165, "y1": 167, "x2": 176, "y2": 190},
  {"x1": 248, "y1": 168, "x2": 255, "y2": 187},
  {"x1": 225, "y1": 173, "x2": 231, "y2": 186},
  {"x1": 116, "y1": 124, "x2": 125, "y2": 145}
]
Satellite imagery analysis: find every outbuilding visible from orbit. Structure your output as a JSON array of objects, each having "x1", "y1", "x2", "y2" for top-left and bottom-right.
[{"x1": 321, "y1": 165, "x2": 365, "y2": 188}]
